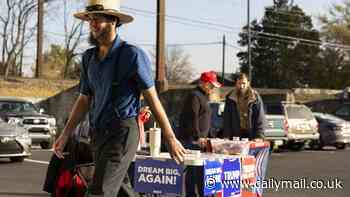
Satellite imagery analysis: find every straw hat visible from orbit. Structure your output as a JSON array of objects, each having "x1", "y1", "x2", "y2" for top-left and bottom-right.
[{"x1": 74, "y1": 0, "x2": 134, "y2": 24}]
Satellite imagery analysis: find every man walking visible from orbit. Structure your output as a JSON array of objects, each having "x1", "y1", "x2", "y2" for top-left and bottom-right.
[
  {"x1": 53, "y1": 1, "x2": 185, "y2": 196},
  {"x1": 223, "y1": 73, "x2": 266, "y2": 140}
]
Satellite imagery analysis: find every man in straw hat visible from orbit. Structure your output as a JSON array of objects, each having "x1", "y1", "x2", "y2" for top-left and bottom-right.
[{"x1": 53, "y1": 0, "x2": 186, "y2": 196}]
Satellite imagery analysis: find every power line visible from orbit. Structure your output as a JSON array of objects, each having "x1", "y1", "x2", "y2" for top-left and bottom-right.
[
  {"x1": 226, "y1": 43, "x2": 243, "y2": 50},
  {"x1": 136, "y1": 41, "x2": 243, "y2": 49},
  {"x1": 41, "y1": 5, "x2": 350, "y2": 52},
  {"x1": 255, "y1": 34, "x2": 316, "y2": 48},
  {"x1": 262, "y1": 19, "x2": 312, "y2": 27},
  {"x1": 136, "y1": 41, "x2": 222, "y2": 47},
  {"x1": 45, "y1": 27, "x2": 238, "y2": 49},
  {"x1": 124, "y1": 9, "x2": 236, "y2": 33},
  {"x1": 122, "y1": 6, "x2": 241, "y2": 31},
  {"x1": 262, "y1": 24, "x2": 318, "y2": 33},
  {"x1": 168, "y1": 42, "x2": 222, "y2": 46},
  {"x1": 122, "y1": 6, "x2": 350, "y2": 50},
  {"x1": 126, "y1": 10, "x2": 238, "y2": 34},
  {"x1": 44, "y1": 30, "x2": 89, "y2": 39},
  {"x1": 255, "y1": 34, "x2": 350, "y2": 51},
  {"x1": 122, "y1": 6, "x2": 241, "y2": 33},
  {"x1": 254, "y1": 31, "x2": 350, "y2": 50}
]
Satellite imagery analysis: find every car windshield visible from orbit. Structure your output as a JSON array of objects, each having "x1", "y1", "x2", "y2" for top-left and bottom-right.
[
  {"x1": 265, "y1": 105, "x2": 284, "y2": 115},
  {"x1": 286, "y1": 105, "x2": 314, "y2": 120},
  {"x1": 317, "y1": 113, "x2": 345, "y2": 122},
  {"x1": 0, "y1": 101, "x2": 38, "y2": 113}
]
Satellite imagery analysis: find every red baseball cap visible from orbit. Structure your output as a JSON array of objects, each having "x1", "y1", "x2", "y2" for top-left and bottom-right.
[{"x1": 200, "y1": 71, "x2": 222, "y2": 88}]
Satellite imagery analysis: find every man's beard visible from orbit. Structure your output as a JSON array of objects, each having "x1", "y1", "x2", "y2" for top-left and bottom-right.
[{"x1": 88, "y1": 25, "x2": 112, "y2": 46}]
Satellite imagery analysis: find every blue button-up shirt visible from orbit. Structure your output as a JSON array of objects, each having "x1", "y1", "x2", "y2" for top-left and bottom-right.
[{"x1": 79, "y1": 36, "x2": 154, "y2": 129}]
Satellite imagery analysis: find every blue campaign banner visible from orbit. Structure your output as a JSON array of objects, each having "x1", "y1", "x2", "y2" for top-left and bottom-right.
[
  {"x1": 222, "y1": 158, "x2": 241, "y2": 197},
  {"x1": 134, "y1": 159, "x2": 184, "y2": 195},
  {"x1": 203, "y1": 159, "x2": 223, "y2": 196}
]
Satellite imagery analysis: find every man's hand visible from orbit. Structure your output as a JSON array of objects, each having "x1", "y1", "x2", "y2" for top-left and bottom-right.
[
  {"x1": 53, "y1": 93, "x2": 90, "y2": 159},
  {"x1": 53, "y1": 133, "x2": 69, "y2": 159},
  {"x1": 167, "y1": 137, "x2": 186, "y2": 164}
]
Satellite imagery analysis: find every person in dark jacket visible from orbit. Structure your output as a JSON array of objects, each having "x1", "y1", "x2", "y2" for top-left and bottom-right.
[
  {"x1": 223, "y1": 73, "x2": 266, "y2": 140},
  {"x1": 178, "y1": 71, "x2": 222, "y2": 197}
]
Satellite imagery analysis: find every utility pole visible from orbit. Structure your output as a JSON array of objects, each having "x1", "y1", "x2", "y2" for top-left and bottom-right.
[
  {"x1": 36, "y1": 0, "x2": 44, "y2": 78},
  {"x1": 222, "y1": 35, "x2": 226, "y2": 86},
  {"x1": 155, "y1": 0, "x2": 168, "y2": 93},
  {"x1": 247, "y1": 0, "x2": 252, "y2": 81}
]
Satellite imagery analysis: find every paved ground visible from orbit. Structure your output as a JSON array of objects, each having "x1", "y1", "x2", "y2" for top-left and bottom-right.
[
  {"x1": 0, "y1": 147, "x2": 348, "y2": 197},
  {"x1": 264, "y1": 148, "x2": 349, "y2": 197}
]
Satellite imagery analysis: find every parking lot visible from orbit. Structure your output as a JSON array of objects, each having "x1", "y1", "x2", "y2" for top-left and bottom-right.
[{"x1": 0, "y1": 146, "x2": 348, "y2": 197}]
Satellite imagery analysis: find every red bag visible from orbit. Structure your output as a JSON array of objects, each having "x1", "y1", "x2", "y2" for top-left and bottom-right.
[
  {"x1": 138, "y1": 109, "x2": 151, "y2": 147},
  {"x1": 55, "y1": 167, "x2": 87, "y2": 197}
]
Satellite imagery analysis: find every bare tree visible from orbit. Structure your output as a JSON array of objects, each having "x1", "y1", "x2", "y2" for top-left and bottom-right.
[
  {"x1": 165, "y1": 47, "x2": 195, "y2": 83},
  {"x1": 41, "y1": 0, "x2": 84, "y2": 79},
  {"x1": 150, "y1": 46, "x2": 195, "y2": 83},
  {"x1": 61, "y1": 0, "x2": 84, "y2": 79},
  {"x1": 0, "y1": 0, "x2": 37, "y2": 80}
]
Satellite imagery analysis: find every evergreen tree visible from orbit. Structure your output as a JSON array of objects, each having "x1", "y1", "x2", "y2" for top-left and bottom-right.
[{"x1": 237, "y1": 0, "x2": 321, "y2": 88}]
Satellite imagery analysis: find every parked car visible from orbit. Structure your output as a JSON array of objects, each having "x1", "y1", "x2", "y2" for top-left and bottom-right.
[
  {"x1": 0, "y1": 117, "x2": 31, "y2": 162},
  {"x1": 313, "y1": 112, "x2": 350, "y2": 149},
  {"x1": 333, "y1": 103, "x2": 350, "y2": 121},
  {"x1": 0, "y1": 98, "x2": 57, "y2": 149},
  {"x1": 263, "y1": 104, "x2": 288, "y2": 150},
  {"x1": 264, "y1": 103, "x2": 319, "y2": 150}
]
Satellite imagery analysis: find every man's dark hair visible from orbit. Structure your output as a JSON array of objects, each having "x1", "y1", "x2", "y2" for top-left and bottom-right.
[
  {"x1": 103, "y1": 14, "x2": 122, "y2": 28},
  {"x1": 233, "y1": 73, "x2": 249, "y2": 84},
  {"x1": 237, "y1": 73, "x2": 248, "y2": 81}
]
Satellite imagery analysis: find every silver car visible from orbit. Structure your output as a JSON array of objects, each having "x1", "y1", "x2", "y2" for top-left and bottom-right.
[
  {"x1": 0, "y1": 98, "x2": 56, "y2": 149},
  {"x1": 264, "y1": 103, "x2": 319, "y2": 150},
  {"x1": 313, "y1": 112, "x2": 350, "y2": 149},
  {"x1": 0, "y1": 118, "x2": 31, "y2": 162}
]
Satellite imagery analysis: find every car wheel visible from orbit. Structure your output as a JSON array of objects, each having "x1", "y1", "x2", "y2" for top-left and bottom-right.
[
  {"x1": 309, "y1": 140, "x2": 322, "y2": 150},
  {"x1": 269, "y1": 141, "x2": 282, "y2": 152},
  {"x1": 336, "y1": 143, "x2": 346, "y2": 150},
  {"x1": 40, "y1": 141, "x2": 51, "y2": 149},
  {"x1": 288, "y1": 142, "x2": 305, "y2": 151},
  {"x1": 10, "y1": 157, "x2": 25, "y2": 162}
]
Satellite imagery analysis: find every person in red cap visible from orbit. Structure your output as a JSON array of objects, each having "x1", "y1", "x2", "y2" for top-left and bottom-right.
[{"x1": 177, "y1": 70, "x2": 222, "y2": 197}]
